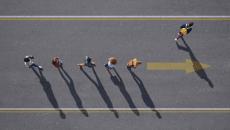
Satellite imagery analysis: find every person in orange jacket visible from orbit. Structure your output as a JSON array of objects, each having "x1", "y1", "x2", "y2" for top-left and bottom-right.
[{"x1": 127, "y1": 58, "x2": 142, "y2": 69}]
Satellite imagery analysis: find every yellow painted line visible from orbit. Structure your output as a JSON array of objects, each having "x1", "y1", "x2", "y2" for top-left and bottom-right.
[
  {"x1": 0, "y1": 16, "x2": 230, "y2": 21},
  {"x1": 147, "y1": 59, "x2": 210, "y2": 73},
  {"x1": 0, "y1": 108, "x2": 230, "y2": 113}
]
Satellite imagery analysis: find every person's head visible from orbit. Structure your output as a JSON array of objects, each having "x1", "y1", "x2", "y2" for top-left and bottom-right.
[
  {"x1": 188, "y1": 22, "x2": 194, "y2": 27},
  {"x1": 109, "y1": 57, "x2": 117, "y2": 65},
  {"x1": 24, "y1": 57, "x2": 30, "y2": 62}
]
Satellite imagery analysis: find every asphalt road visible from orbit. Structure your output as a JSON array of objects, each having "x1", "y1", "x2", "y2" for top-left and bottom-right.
[
  {"x1": 1, "y1": 112, "x2": 230, "y2": 130},
  {"x1": 0, "y1": 0, "x2": 230, "y2": 129},
  {"x1": 0, "y1": 0, "x2": 230, "y2": 15}
]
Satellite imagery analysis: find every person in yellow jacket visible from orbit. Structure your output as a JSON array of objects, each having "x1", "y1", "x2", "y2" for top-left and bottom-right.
[
  {"x1": 127, "y1": 58, "x2": 142, "y2": 69},
  {"x1": 174, "y1": 22, "x2": 194, "y2": 41}
]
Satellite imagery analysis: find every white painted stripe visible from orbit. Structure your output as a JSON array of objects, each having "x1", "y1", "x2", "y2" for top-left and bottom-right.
[
  {"x1": 0, "y1": 15, "x2": 230, "y2": 18},
  {"x1": 0, "y1": 108, "x2": 230, "y2": 112}
]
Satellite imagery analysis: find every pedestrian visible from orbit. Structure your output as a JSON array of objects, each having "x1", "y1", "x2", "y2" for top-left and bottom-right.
[
  {"x1": 104, "y1": 57, "x2": 117, "y2": 76},
  {"x1": 127, "y1": 58, "x2": 142, "y2": 69},
  {"x1": 77, "y1": 56, "x2": 96, "y2": 69},
  {"x1": 104, "y1": 57, "x2": 117, "y2": 70},
  {"x1": 24, "y1": 55, "x2": 43, "y2": 70},
  {"x1": 174, "y1": 22, "x2": 194, "y2": 41},
  {"x1": 52, "y1": 57, "x2": 63, "y2": 68}
]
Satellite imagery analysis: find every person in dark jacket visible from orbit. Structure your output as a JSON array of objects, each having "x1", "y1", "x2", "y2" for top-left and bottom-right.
[{"x1": 24, "y1": 55, "x2": 43, "y2": 70}]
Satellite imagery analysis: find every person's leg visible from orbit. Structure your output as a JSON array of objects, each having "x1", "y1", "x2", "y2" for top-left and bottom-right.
[
  {"x1": 177, "y1": 32, "x2": 183, "y2": 39},
  {"x1": 30, "y1": 63, "x2": 37, "y2": 69},
  {"x1": 175, "y1": 32, "x2": 183, "y2": 41},
  {"x1": 24, "y1": 62, "x2": 30, "y2": 67},
  {"x1": 77, "y1": 63, "x2": 85, "y2": 69},
  {"x1": 89, "y1": 62, "x2": 95, "y2": 67},
  {"x1": 31, "y1": 63, "x2": 43, "y2": 70},
  {"x1": 59, "y1": 59, "x2": 63, "y2": 65},
  {"x1": 104, "y1": 63, "x2": 109, "y2": 68}
]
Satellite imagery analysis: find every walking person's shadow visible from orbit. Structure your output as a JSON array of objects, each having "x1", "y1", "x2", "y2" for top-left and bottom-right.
[
  {"x1": 80, "y1": 67, "x2": 119, "y2": 118},
  {"x1": 128, "y1": 68, "x2": 162, "y2": 119},
  {"x1": 108, "y1": 68, "x2": 140, "y2": 116},
  {"x1": 176, "y1": 38, "x2": 214, "y2": 88},
  {"x1": 31, "y1": 67, "x2": 66, "y2": 119},
  {"x1": 58, "y1": 66, "x2": 89, "y2": 117}
]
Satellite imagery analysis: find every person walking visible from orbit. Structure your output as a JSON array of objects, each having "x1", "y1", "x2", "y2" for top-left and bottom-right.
[
  {"x1": 127, "y1": 58, "x2": 142, "y2": 69},
  {"x1": 24, "y1": 55, "x2": 43, "y2": 70},
  {"x1": 174, "y1": 22, "x2": 194, "y2": 41},
  {"x1": 52, "y1": 57, "x2": 63, "y2": 68},
  {"x1": 104, "y1": 57, "x2": 117, "y2": 76},
  {"x1": 77, "y1": 56, "x2": 96, "y2": 69},
  {"x1": 104, "y1": 57, "x2": 117, "y2": 70}
]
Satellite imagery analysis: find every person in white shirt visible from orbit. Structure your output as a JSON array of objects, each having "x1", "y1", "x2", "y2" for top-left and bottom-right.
[{"x1": 24, "y1": 55, "x2": 43, "y2": 70}]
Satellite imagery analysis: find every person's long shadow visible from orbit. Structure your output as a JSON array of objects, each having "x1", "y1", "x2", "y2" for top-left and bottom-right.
[
  {"x1": 109, "y1": 68, "x2": 140, "y2": 116},
  {"x1": 176, "y1": 38, "x2": 214, "y2": 88},
  {"x1": 31, "y1": 67, "x2": 66, "y2": 119},
  {"x1": 58, "y1": 66, "x2": 89, "y2": 117},
  {"x1": 128, "y1": 68, "x2": 162, "y2": 119},
  {"x1": 80, "y1": 67, "x2": 119, "y2": 118}
]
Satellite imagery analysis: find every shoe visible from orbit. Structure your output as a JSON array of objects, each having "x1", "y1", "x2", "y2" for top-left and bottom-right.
[{"x1": 38, "y1": 66, "x2": 43, "y2": 70}]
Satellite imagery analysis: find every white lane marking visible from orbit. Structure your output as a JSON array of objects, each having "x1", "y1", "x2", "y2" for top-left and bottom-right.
[{"x1": 0, "y1": 16, "x2": 230, "y2": 18}]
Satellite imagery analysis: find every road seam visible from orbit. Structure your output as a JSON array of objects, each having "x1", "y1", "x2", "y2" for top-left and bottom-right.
[{"x1": 0, "y1": 15, "x2": 230, "y2": 21}]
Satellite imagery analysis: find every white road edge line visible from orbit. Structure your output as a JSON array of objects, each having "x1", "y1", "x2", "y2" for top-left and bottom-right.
[{"x1": 0, "y1": 16, "x2": 230, "y2": 18}]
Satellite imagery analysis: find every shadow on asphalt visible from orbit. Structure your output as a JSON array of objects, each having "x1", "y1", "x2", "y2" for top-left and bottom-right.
[
  {"x1": 31, "y1": 67, "x2": 66, "y2": 119},
  {"x1": 127, "y1": 68, "x2": 162, "y2": 119},
  {"x1": 58, "y1": 66, "x2": 89, "y2": 117},
  {"x1": 176, "y1": 38, "x2": 214, "y2": 88},
  {"x1": 107, "y1": 68, "x2": 140, "y2": 116},
  {"x1": 80, "y1": 67, "x2": 119, "y2": 118}
]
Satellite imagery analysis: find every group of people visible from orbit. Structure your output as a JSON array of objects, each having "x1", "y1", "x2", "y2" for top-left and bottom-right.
[
  {"x1": 24, "y1": 55, "x2": 142, "y2": 70},
  {"x1": 24, "y1": 22, "x2": 194, "y2": 71}
]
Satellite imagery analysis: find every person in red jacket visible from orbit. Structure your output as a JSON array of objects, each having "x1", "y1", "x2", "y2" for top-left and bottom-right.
[{"x1": 52, "y1": 57, "x2": 63, "y2": 68}]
